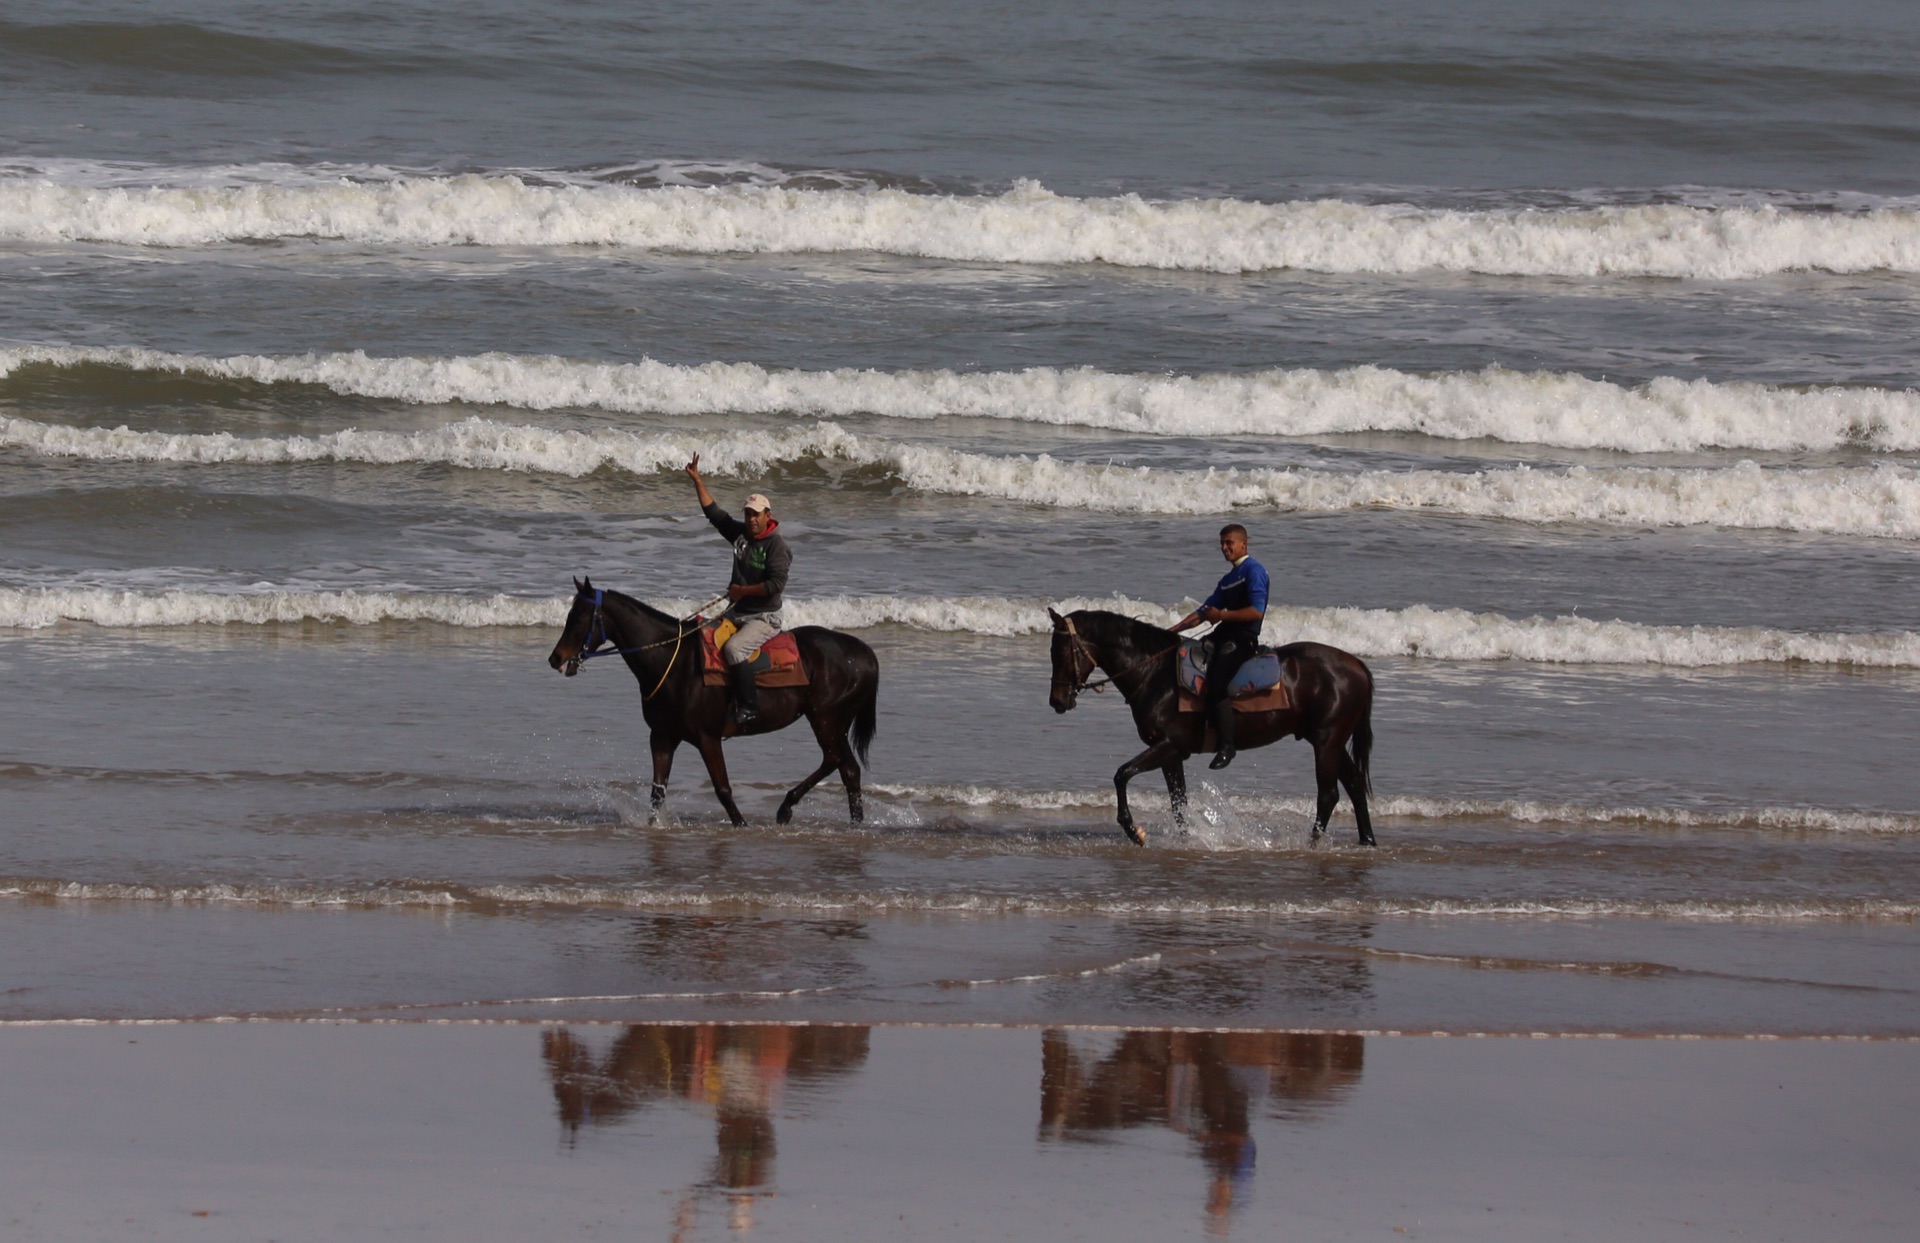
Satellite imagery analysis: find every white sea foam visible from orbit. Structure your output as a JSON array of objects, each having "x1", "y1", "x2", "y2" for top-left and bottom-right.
[
  {"x1": 9, "y1": 345, "x2": 1920, "y2": 453},
  {"x1": 0, "y1": 587, "x2": 562, "y2": 630},
  {"x1": 4, "y1": 877, "x2": 1911, "y2": 921},
  {"x1": 8, "y1": 412, "x2": 1920, "y2": 537},
  {"x1": 810, "y1": 598, "x2": 1920, "y2": 669},
  {"x1": 0, "y1": 879, "x2": 460, "y2": 909},
  {"x1": 4, "y1": 174, "x2": 1920, "y2": 277},
  {"x1": 868, "y1": 784, "x2": 1920, "y2": 836},
  {"x1": 1260, "y1": 603, "x2": 1920, "y2": 668},
  {"x1": 7, "y1": 586, "x2": 1918, "y2": 670}
]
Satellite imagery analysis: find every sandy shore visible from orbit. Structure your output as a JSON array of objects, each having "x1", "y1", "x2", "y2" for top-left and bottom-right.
[{"x1": 2, "y1": 1021, "x2": 1913, "y2": 1241}]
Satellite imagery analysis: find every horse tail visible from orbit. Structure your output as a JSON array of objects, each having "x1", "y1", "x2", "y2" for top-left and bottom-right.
[
  {"x1": 849, "y1": 661, "x2": 879, "y2": 768},
  {"x1": 1351, "y1": 709, "x2": 1373, "y2": 795},
  {"x1": 1349, "y1": 665, "x2": 1374, "y2": 795}
]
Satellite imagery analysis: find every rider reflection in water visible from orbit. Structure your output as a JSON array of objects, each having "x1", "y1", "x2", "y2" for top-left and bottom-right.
[
  {"x1": 1040, "y1": 1030, "x2": 1364, "y2": 1236},
  {"x1": 684, "y1": 454, "x2": 792, "y2": 726},
  {"x1": 543, "y1": 1023, "x2": 871, "y2": 1230},
  {"x1": 1170, "y1": 524, "x2": 1270, "y2": 770}
]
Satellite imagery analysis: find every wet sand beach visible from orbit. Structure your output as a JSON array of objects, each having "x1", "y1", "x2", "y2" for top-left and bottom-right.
[{"x1": 3, "y1": 1022, "x2": 1915, "y2": 1241}]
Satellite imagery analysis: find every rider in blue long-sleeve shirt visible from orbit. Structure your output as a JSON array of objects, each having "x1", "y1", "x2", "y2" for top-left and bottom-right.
[{"x1": 1170, "y1": 524, "x2": 1269, "y2": 769}]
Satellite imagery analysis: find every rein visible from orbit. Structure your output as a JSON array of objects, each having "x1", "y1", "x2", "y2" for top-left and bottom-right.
[
  {"x1": 573, "y1": 590, "x2": 730, "y2": 700},
  {"x1": 1057, "y1": 615, "x2": 1183, "y2": 695}
]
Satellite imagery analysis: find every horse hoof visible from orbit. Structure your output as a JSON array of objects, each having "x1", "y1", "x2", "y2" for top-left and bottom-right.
[
  {"x1": 776, "y1": 805, "x2": 794, "y2": 825},
  {"x1": 1122, "y1": 822, "x2": 1147, "y2": 847}
]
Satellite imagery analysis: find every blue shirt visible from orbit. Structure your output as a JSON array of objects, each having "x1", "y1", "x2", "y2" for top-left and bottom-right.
[{"x1": 1203, "y1": 555, "x2": 1270, "y2": 640}]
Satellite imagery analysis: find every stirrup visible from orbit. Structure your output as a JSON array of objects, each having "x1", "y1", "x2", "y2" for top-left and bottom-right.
[{"x1": 1208, "y1": 745, "x2": 1236, "y2": 770}]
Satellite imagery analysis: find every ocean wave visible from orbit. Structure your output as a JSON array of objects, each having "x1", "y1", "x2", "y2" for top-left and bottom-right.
[
  {"x1": 9, "y1": 346, "x2": 1920, "y2": 453},
  {"x1": 3, "y1": 876, "x2": 1912, "y2": 922},
  {"x1": 0, "y1": 587, "x2": 561, "y2": 630},
  {"x1": 869, "y1": 784, "x2": 1920, "y2": 835},
  {"x1": 7, "y1": 413, "x2": 1920, "y2": 537},
  {"x1": 6, "y1": 586, "x2": 1918, "y2": 670},
  {"x1": 4, "y1": 173, "x2": 1920, "y2": 277}
]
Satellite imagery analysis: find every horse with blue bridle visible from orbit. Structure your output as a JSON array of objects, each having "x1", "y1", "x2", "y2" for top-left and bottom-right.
[{"x1": 549, "y1": 578, "x2": 879, "y2": 825}]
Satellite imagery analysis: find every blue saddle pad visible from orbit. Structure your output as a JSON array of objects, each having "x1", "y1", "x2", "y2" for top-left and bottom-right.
[{"x1": 1176, "y1": 640, "x2": 1281, "y2": 698}]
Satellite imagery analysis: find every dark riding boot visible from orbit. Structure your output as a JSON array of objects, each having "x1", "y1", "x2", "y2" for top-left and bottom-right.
[
  {"x1": 1208, "y1": 698, "x2": 1237, "y2": 769},
  {"x1": 728, "y1": 661, "x2": 760, "y2": 726}
]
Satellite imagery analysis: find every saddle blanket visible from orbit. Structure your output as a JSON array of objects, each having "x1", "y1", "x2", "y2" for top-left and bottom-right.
[
  {"x1": 699, "y1": 619, "x2": 809, "y2": 688},
  {"x1": 1174, "y1": 638, "x2": 1291, "y2": 714}
]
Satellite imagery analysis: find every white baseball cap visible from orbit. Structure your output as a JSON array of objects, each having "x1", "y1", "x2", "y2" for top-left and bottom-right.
[{"x1": 744, "y1": 493, "x2": 772, "y2": 513}]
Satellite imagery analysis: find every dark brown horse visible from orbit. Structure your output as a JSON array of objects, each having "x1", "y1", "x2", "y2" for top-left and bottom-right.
[
  {"x1": 548, "y1": 578, "x2": 879, "y2": 825},
  {"x1": 1047, "y1": 608, "x2": 1375, "y2": 847}
]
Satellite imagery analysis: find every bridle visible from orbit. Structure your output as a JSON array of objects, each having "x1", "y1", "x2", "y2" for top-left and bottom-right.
[
  {"x1": 568, "y1": 588, "x2": 727, "y2": 700},
  {"x1": 1052, "y1": 615, "x2": 1103, "y2": 697},
  {"x1": 1052, "y1": 614, "x2": 1181, "y2": 699}
]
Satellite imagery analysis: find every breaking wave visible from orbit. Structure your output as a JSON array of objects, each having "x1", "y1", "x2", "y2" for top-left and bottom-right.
[
  {"x1": 4, "y1": 171, "x2": 1920, "y2": 277},
  {"x1": 9, "y1": 345, "x2": 1920, "y2": 453},
  {"x1": 0, "y1": 587, "x2": 560, "y2": 630},
  {"x1": 6, "y1": 587, "x2": 1918, "y2": 669},
  {"x1": 7, "y1": 413, "x2": 1920, "y2": 537}
]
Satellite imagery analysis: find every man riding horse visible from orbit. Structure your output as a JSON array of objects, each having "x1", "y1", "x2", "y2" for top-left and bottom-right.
[
  {"x1": 1169, "y1": 523, "x2": 1269, "y2": 770},
  {"x1": 548, "y1": 455, "x2": 877, "y2": 826},
  {"x1": 685, "y1": 454, "x2": 792, "y2": 726}
]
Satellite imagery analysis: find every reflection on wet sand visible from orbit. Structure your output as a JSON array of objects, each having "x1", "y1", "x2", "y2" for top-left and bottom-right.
[
  {"x1": 543, "y1": 1023, "x2": 870, "y2": 1232},
  {"x1": 542, "y1": 1023, "x2": 1363, "y2": 1238},
  {"x1": 1041, "y1": 1030, "x2": 1365, "y2": 1235}
]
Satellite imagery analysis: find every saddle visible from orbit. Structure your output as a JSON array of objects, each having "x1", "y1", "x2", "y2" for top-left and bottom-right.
[
  {"x1": 699, "y1": 617, "x2": 809, "y2": 688},
  {"x1": 1174, "y1": 638, "x2": 1291, "y2": 714}
]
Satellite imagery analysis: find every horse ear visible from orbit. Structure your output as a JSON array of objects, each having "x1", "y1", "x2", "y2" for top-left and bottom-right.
[
  {"x1": 573, "y1": 576, "x2": 584, "y2": 592},
  {"x1": 1046, "y1": 607, "x2": 1065, "y2": 628},
  {"x1": 580, "y1": 575, "x2": 593, "y2": 591}
]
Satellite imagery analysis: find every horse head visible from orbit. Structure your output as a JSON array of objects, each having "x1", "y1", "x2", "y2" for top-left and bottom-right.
[
  {"x1": 548, "y1": 576, "x2": 604, "y2": 677},
  {"x1": 1047, "y1": 607, "x2": 1095, "y2": 714}
]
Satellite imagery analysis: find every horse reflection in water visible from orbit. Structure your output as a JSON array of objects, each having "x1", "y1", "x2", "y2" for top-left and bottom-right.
[
  {"x1": 1040, "y1": 1030, "x2": 1364, "y2": 1236},
  {"x1": 542, "y1": 1023, "x2": 870, "y2": 1234}
]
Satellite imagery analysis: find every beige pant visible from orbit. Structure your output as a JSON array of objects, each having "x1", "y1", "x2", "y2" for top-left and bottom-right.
[{"x1": 721, "y1": 613, "x2": 783, "y2": 665}]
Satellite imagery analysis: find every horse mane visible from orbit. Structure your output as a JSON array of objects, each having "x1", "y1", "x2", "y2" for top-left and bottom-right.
[
  {"x1": 593, "y1": 586, "x2": 683, "y2": 629},
  {"x1": 1074, "y1": 609, "x2": 1177, "y2": 651}
]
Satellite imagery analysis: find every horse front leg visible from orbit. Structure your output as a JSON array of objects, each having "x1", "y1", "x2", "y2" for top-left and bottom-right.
[
  {"x1": 648, "y1": 731, "x2": 678, "y2": 821},
  {"x1": 1163, "y1": 760, "x2": 1189, "y2": 829},
  {"x1": 1115, "y1": 739, "x2": 1181, "y2": 847},
  {"x1": 694, "y1": 736, "x2": 746, "y2": 826}
]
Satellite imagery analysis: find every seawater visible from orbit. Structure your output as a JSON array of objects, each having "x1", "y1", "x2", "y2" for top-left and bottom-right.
[{"x1": 1, "y1": 0, "x2": 1918, "y2": 1035}]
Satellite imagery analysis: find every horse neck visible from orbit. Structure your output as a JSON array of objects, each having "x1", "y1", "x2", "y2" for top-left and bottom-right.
[
  {"x1": 597, "y1": 594, "x2": 699, "y2": 696},
  {"x1": 1080, "y1": 612, "x2": 1175, "y2": 693},
  {"x1": 600, "y1": 593, "x2": 677, "y2": 649}
]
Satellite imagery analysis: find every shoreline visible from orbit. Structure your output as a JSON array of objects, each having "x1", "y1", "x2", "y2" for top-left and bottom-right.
[{"x1": 6, "y1": 1016, "x2": 1920, "y2": 1041}]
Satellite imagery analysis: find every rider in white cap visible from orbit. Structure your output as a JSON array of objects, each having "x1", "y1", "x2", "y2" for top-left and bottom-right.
[{"x1": 685, "y1": 455, "x2": 792, "y2": 725}]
